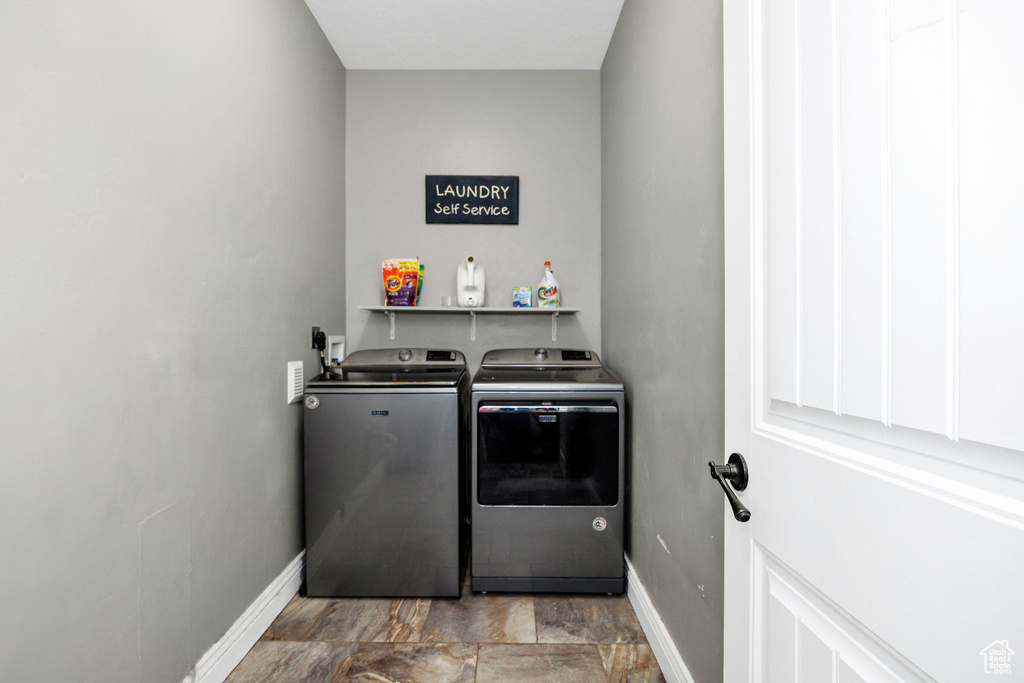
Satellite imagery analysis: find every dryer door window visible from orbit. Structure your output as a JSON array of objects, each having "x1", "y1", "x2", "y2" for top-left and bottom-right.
[{"x1": 477, "y1": 402, "x2": 619, "y2": 506}]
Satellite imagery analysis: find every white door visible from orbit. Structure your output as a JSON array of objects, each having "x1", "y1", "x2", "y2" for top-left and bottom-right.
[{"x1": 723, "y1": 1, "x2": 1024, "y2": 681}]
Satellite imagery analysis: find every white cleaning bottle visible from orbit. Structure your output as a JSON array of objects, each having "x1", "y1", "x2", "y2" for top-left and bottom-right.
[{"x1": 537, "y1": 261, "x2": 559, "y2": 307}]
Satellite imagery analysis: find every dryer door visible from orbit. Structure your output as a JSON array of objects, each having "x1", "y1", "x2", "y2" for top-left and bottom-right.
[{"x1": 476, "y1": 402, "x2": 619, "y2": 507}]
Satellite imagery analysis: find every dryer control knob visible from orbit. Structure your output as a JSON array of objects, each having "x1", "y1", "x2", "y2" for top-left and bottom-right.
[
  {"x1": 534, "y1": 348, "x2": 548, "y2": 360},
  {"x1": 398, "y1": 348, "x2": 413, "y2": 362}
]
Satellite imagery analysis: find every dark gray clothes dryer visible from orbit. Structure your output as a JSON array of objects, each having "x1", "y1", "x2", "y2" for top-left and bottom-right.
[{"x1": 471, "y1": 348, "x2": 626, "y2": 594}]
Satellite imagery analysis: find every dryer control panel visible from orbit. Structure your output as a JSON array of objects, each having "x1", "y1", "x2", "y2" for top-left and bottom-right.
[{"x1": 480, "y1": 348, "x2": 601, "y2": 369}]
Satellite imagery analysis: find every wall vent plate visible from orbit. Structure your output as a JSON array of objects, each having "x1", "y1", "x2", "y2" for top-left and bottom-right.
[{"x1": 287, "y1": 361, "x2": 304, "y2": 404}]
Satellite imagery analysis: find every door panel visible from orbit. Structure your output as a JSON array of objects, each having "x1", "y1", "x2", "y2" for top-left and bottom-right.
[
  {"x1": 837, "y1": 0, "x2": 887, "y2": 423},
  {"x1": 795, "y1": 0, "x2": 837, "y2": 413},
  {"x1": 759, "y1": 551, "x2": 925, "y2": 683},
  {"x1": 767, "y1": 0, "x2": 957, "y2": 436},
  {"x1": 888, "y1": 0, "x2": 949, "y2": 436},
  {"x1": 761, "y1": 0, "x2": 1024, "y2": 452},
  {"x1": 725, "y1": 0, "x2": 1024, "y2": 680},
  {"x1": 958, "y1": 0, "x2": 1024, "y2": 452},
  {"x1": 752, "y1": 428, "x2": 1023, "y2": 680},
  {"x1": 766, "y1": 0, "x2": 800, "y2": 406}
]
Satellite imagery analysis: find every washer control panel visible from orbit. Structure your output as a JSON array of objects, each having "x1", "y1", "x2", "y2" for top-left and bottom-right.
[{"x1": 341, "y1": 348, "x2": 466, "y2": 370}]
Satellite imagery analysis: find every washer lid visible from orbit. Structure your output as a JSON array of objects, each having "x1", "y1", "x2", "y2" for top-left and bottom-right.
[{"x1": 308, "y1": 347, "x2": 467, "y2": 388}]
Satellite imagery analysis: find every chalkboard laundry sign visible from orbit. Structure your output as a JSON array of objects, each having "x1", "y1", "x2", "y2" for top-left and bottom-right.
[{"x1": 426, "y1": 175, "x2": 519, "y2": 224}]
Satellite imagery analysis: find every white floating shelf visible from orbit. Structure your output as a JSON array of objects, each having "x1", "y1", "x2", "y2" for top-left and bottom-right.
[
  {"x1": 359, "y1": 306, "x2": 581, "y2": 314},
  {"x1": 359, "y1": 305, "x2": 580, "y2": 342}
]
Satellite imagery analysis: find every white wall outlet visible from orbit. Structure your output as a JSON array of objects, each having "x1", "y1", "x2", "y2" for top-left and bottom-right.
[{"x1": 287, "y1": 361, "x2": 303, "y2": 404}]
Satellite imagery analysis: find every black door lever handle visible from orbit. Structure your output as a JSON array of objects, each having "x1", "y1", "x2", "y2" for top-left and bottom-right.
[{"x1": 709, "y1": 453, "x2": 750, "y2": 523}]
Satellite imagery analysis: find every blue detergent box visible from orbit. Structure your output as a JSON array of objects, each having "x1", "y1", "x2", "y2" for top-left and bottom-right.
[{"x1": 512, "y1": 286, "x2": 532, "y2": 307}]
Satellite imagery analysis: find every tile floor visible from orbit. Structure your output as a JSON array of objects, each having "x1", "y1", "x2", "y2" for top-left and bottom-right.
[{"x1": 227, "y1": 575, "x2": 666, "y2": 682}]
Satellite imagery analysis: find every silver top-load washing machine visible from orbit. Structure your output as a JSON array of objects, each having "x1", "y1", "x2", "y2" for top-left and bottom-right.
[
  {"x1": 303, "y1": 348, "x2": 468, "y2": 597},
  {"x1": 471, "y1": 348, "x2": 625, "y2": 593}
]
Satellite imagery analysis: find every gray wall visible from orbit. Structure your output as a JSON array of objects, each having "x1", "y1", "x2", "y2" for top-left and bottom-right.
[
  {"x1": 345, "y1": 70, "x2": 601, "y2": 367},
  {"x1": 0, "y1": 1, "x2": 346, "y2": 681},
  {"x1": 600, "y1": 1, "x2": 725, "y2": 682}
]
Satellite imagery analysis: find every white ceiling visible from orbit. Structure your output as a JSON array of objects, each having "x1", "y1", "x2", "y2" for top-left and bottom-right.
[{"x1": 303, "y1": 0, "x2": 626, "y2": 70}]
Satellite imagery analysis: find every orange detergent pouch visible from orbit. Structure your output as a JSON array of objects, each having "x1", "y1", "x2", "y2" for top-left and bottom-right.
[{"x1": 382, "y1": 259, "x2": 419, "y2": 306}]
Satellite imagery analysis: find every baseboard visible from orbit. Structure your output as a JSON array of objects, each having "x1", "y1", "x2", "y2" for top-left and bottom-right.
[
  {"x1": 184, "y1": 551, "x2": 305, "y2": 683},
  {"x1": 625, "y1": 555, "x2": 697, "y2": 683}
]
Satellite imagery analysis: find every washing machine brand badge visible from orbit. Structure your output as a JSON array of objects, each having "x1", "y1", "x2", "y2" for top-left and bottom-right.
[
  {"x1": 592, "y1": 517, "x2": 607, "y2": 531},
  {"x1": 305, "y1": 396, "x2": 319, "y2": 409}
]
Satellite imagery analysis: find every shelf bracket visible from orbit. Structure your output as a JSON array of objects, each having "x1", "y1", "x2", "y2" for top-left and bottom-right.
[
  {"x1": 469, "y1": 311, "x2": 477, "y2": 342},
  {"x1": 387, "y1": 311, "x2": 396, "y2": 340},
  {"x1": 551, "y1": 311, "x2": 559, "y2": 341}
]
